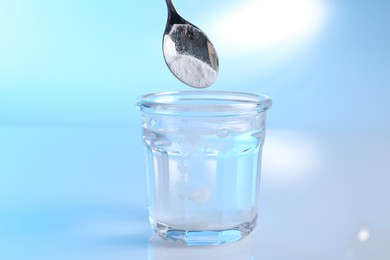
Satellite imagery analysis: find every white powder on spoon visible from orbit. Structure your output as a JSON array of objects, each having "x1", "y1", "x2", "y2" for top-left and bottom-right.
[
  {"x1": 165, "y1": 52, "x2": 217, "y2": 88},
  {"x1": 163, "y1": 26, "x2": 218, "y2": 88}
]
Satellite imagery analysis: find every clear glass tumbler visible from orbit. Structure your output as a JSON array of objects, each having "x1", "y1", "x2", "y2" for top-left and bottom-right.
[{"x1": 137, "y1": 91, "x2": 272, "y2": 246}]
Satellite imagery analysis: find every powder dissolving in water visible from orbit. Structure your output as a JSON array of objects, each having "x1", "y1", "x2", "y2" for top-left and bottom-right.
[{"x1": 163, "y1": 24, "x2": 218, "y2": 88}]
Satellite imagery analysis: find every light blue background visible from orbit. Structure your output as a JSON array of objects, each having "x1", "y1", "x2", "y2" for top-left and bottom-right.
[
  {"x1": 1, "y1": 0, "x2": 389, "y2": 259},
  {"x1": 1, "y1": 0, "x2": 389, "y2": 129}
]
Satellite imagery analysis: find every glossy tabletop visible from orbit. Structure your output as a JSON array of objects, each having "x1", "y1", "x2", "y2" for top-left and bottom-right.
[{"x1": 1, "y1": 126, "x2": 389, "y2": 259}]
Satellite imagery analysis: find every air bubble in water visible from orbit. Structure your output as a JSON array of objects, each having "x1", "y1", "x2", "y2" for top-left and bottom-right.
[
  {"x1": 200, "y1": 146, "x2": 219, "y2": 155},
  {"x1": 149, "y1": 118, "x2": 160, "y2": 128},
  {"x1": 178, "y1": 161, "x2": 189, "y2": 175},
  {"x1": 216, "y1": 129, "x2": 229, "y2": 138}
]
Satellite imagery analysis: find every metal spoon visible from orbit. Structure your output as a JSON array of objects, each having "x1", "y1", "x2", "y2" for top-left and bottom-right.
[{"x1": 162, "y1": 0, "x2": 219, "y2": 88}]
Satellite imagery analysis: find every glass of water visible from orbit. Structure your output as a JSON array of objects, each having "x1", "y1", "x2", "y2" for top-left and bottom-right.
[{"x1": 137, "y1": 91, "x2": 272, "y2": 246}]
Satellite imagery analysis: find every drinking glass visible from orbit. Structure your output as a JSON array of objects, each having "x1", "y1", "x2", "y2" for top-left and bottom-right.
[{"x1": 137, "y1": 91, "x2": 272, "y2": 246}]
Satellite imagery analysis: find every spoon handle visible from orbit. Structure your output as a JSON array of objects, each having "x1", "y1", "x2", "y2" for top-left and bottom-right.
[
  {"x1": 165, "y1": 0, "x2": 186, "y2": 26},
  {"x1": 165, "y1": 0, "x2": 177, "y2": 15}
]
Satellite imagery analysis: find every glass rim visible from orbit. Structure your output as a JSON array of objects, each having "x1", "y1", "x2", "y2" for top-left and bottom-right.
[{"x1": 136, "y1": 90, "x2": 272, "y2": 117}]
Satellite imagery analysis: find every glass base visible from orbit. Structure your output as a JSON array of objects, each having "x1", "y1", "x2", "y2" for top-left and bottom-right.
[{"x1": 153, "y1": 216, "x2": 257, "y2": 246}]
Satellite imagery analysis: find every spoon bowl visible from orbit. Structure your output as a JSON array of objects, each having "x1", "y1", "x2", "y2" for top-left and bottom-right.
[{"x1": 163, "y1": 0, "x2": 219, "y2": 88}]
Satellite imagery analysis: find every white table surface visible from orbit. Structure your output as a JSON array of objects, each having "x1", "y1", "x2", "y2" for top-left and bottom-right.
[{"x1": 1, "y1": 126, "x2": 389, "y2": 259}]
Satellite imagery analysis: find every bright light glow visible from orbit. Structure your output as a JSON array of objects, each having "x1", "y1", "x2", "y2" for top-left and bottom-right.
[
  {"x1": 262, "y1": 131, "x2": 320, "y2": 184},
  {"x1": 211, "y1": 0, "x2": 327, "y2": 54},
  {"x1": 357, "y1": 227, "x2": 370, "y2": 242}
]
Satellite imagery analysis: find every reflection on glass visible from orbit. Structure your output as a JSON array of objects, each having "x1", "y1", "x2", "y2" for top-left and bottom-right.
[{"x1": 148, "y1": 234, "x2": 255, "y2": 260}]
